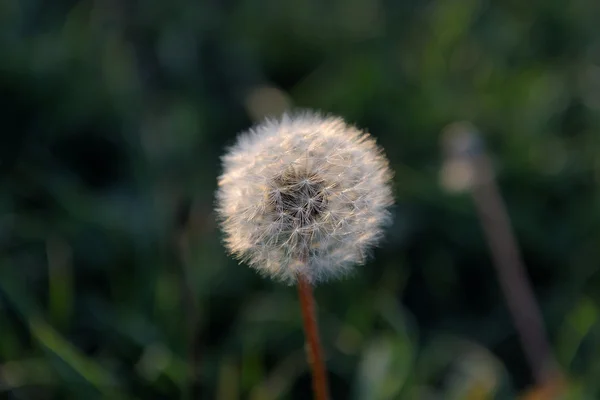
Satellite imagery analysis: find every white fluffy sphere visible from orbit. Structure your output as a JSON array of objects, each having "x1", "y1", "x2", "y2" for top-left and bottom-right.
[{"x1": 216, "y1": 111, "x2": 394, "y2": 284}]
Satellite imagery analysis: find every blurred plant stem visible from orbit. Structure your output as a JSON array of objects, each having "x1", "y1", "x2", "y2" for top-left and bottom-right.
[
  {"x1": 442, "y1": 123, "x2": 562, "y2": 389},
  {"x1": 46, "y1": 236, "x2": 73, "y2": 330},
  {"x1": 297, "y1": 274, "x2": 330, "y2": 400},
  {"x1": 175, "y1": 199, "x2": 203, "y2": 400}
]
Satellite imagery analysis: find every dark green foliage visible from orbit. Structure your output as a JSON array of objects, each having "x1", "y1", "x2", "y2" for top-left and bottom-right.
[{"x1": 1, "y1": 0, "x2": 600, "y2": 398}]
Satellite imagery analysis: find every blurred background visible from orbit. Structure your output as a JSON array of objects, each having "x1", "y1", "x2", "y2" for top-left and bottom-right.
[{"x1": 2, "y1": 0, "x2": 600, "y2": 398}]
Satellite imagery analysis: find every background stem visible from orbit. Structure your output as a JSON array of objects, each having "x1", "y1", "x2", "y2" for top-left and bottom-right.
[
  {"x1": 442, "y1": 124, "x2": 562, "y2": 387},
  {"x1": 469, "y1": 153, "x2": 560, "y2": 385}
]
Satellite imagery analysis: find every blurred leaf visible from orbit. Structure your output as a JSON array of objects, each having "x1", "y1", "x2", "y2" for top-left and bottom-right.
[{"x1": 353, "y1": 335, "x2": 413, "y2": 400}]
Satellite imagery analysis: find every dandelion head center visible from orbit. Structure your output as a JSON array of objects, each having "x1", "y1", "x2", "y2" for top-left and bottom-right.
[{"x1": 268, "y1": 167, "x2": 327, "y2": 229}]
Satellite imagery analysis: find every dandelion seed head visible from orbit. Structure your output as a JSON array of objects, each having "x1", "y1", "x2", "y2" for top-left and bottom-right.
[{"x1": 216, "y1": 111, "x2": 394, "y2": 284}]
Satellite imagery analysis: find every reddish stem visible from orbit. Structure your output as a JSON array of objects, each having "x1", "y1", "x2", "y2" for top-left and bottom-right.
[{"x1": 297, "y1": 274, "x2": 330, "y2": 400}]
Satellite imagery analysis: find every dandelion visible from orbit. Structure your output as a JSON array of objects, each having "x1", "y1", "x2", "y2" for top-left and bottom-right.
[
  {"x1": 216, "y1": 110, "x2": 393, "y2": 400},
  {"x1": 216, "y1": 111, "x2": 394, "y2": 284}
]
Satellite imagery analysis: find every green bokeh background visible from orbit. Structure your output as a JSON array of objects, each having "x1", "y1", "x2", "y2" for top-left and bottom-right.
[{"x1": 2, "y1": 0, "x2": 600, "y2": 398}]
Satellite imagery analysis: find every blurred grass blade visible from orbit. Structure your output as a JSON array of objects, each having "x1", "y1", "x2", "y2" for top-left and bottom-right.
[
  {"x1": 0, "y1": 266, "x2": 119, "y2": 395},
  {"x1": 47, "y1": 236, "x2": 73, "y2": 328},
  {"x1": 557, "y1": 297, "x2": 598, "y2": 369},
  {"x1": 28, "y1": 316, "x2": 116, "y2": 390}
]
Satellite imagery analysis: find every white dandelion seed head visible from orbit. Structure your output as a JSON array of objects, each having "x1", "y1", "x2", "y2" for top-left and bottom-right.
[{"x1": 216, "y1": 110, "x2": 394, "y2": 285}]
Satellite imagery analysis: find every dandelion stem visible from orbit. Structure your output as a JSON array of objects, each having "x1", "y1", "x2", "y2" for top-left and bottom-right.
[{"x1": 297, "y1": 274, "x2": 330, "y2": 400}]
